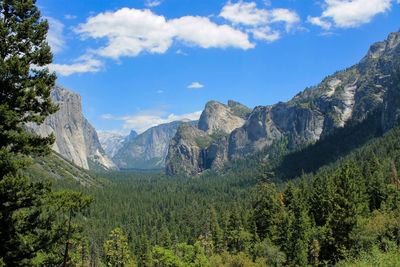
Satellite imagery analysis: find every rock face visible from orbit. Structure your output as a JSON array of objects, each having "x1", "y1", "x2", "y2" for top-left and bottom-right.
[
  {"x1": 198, "y1": 101, "x2": 248, "y2": 135},
  {"x1": 166, "y1": 100, "x2": 251, "y2": 175},
  {"x1": 166, "y1": 30, "x2": 400, "y2": 176},
  {"x1": 28, "y1": 85, "x2": 117, "y2": 170},
  {"x1": 112, "y1": 120, "x2": 196, "y2": 169},
  {"x1": 165, "y1": 124, "x2": 213, "y2": 175},
  {"x1": 98, "y1": 130, "x2": 138, "y2": 158}
]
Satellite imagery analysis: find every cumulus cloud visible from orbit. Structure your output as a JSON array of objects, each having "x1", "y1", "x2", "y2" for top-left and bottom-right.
[
  {"x1": 270, "y1": 8, "x2": 300, "y2": 31},
  {"x1": 249, "y1": 26, "x2": 280, "y2": 42},
  {"x1": 49, "y1": 55, "x2": 103, "y2": 76},
  {"x1": 309, "y1": 0, "x2": 393, "y2": 29},
  {"x1": 101, "y1": 109, "x2": 202, "y2": 132},
  {"x1": 220, "y1": 1, "x2": 269, "y2": 26},
  {"x1": 188, "y1": 82, "x2": 204, "y2": 88},
  {"x1": 219, "y1": 1, "x2": 299, "y2": 43},
  {"x1": 171, "y1": 16, "x2": 254, "y2": 49},
  {"x1": 220, "y1": 1, "x2": 299, "y2": 29},
  {"x1": 75, "y1": 8, "x2": 253, "y2": 60},
  {"x1": 75, "y1": 8, "x2": 174, "y2": 59},
  {"x1": 145, "y1": 0, "x2": 161, "y2": 7},
  {"x1": 307, "y1": 16, "x2": 332, "y2": 30},
  {"x1": 46, "y1": 17, "x2": 65, "y2": 53}
]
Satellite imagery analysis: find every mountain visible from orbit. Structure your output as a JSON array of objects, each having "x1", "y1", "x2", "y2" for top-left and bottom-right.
[
  {"x1": 112, "y1": 120, "x2": 196, "y2": 169},
  {"x1": 27, "y1": 85, "x2": 117, "y2": 171},
  {"x1": 166, "y1": 30, "x2": 400, "y2": 176},
  {"x1": 97, "y1": 130, "x2": 138, "y2": 158},
  {"x1": 166, "y1": 100, "x2": 251, "y2": 175}
]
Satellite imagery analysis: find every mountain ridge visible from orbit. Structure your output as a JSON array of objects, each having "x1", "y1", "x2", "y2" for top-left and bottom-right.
[{"x1": 166, "y1": 30, "x2": 400, "y2": 176}]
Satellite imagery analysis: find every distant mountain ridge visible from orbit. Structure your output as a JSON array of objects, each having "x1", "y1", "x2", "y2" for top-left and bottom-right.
[
  {"x1": 28, "y1": 85, "x2": 117, "y2": 171},
  {"x1": 166, "y1": 30, "x2": 400, "y2": 176},
  {"x1": 97, "y1": 130, "x2": 138, "y2": 158},
  {"x1": 110, "y1": 120, "x2": 197, "y2": 170}
]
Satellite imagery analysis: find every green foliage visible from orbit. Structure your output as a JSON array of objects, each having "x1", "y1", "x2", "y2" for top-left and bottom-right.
[
  {"x1": 0, "y1": 1, "x2": 63, "y2": 265},
  {"x1": 229, "y1": 104, "x2": 252, "y2": 119},
  {"x1": 103, "y1": 228, "x2": 131, "y2": 267}
]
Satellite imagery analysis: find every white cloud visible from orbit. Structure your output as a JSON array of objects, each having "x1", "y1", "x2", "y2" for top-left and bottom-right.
[
  {"x1": 219, "y1": 1, "x2": 300, "y2": 43},
  {"x1": 307, "y1": 16, "x2": 332, "y2": 30},
  {"x1": 64, "y1": 14, "x2": 77, "y2": 20},
  {"x1": 75, "y1": 8, "x2": 253, "y2": 60},
  {"x1": 220, "y1": 1, "x2": 269, "y2": 26},
  {"x1": 76, "y1": 8, "x2": 175, "y2": 59},
  {"x1": 270, "y1": 8, "x2": 300, "y2": 31},
  {"x1": 49, "y1": 55, "x2": 103, "y2": 76},
  {"x1": 188, "y1": 82, "x2": 204, "y2": 88},
  {"x1": 170, "y1": 16, "x2": 254, "y2": 49},
  {"x1": 250, "y1": 26, "x2": 280, "y2": 42},
  {"x1": 311, "y1": 0, "x2": 393, "y2": 29},
  {"x1": 145, "y1": 0, "x2": 161, "y2": 7},
  {"x1": 46, "y1": 17, "x2": 65, "y2": 54},
  {"x1": 156, "y1": 90, "x2": 164, "y2": 94},
  {"x1": 101, "y1": 109, "x2": 202, "y2": 132}
]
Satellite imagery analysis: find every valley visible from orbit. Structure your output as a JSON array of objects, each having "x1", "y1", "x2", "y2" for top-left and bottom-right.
[{"x1": 2, "y1": 0, "x2": 400, "y2": 266}]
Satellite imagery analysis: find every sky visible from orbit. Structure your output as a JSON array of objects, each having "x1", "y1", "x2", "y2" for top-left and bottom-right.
[{"x1": 36, "y1": 0, "x2": 400, "y2": 134}]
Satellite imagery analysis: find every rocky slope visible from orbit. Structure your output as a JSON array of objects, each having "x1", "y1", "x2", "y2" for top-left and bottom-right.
[
  {"x1": 28, "y1": 85, "x2": 117, "y2": 170},
  {"x1": 112, "y1": 120, "x2": 196, "y2": 169},
  {"x1": 166, "y1": 30, "x2": 400, "y2": 176}
]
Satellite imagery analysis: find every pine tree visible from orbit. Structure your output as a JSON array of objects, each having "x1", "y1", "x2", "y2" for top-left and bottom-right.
[
  {"x1": 138, "y1": 233, "x2": 152, "y2": 267},
  {"x1": 104, "y1": 228, "x2": 131, "y2": 267},
  {"x1": 326, "y1": 161, "x2": 366, "y2": 261},
  {"x1": 252, "y1": 181, "x2": 285, "y2": 242},
  {"x1": 0, "y1": 0, "x2": 58, "y2": 265}
]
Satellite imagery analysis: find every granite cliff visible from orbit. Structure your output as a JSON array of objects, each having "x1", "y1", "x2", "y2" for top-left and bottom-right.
[
  {"x1": 112, "y1": 120, "x2": 196, "y2": 169},
  {"x1": 166, "y1": 30, "x2": 400, "y2": 176},
  {"x1": 98, "y1": 130, "x2": 138, "y2": 158},
  {"x1": 28, "y1": 85, "x2": 117, "y2": 170}
]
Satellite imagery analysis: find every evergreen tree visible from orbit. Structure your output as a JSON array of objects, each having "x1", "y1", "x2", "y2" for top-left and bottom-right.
[
  {"x1": 138, "y1": 233, "x2": 152, "y2": 267},
  {"x1": 104, "y1": 228, "x2": 131, "y2": 267},
  {"x1": 325, "y1": 161, "x2": 366, "y2": 261},
  {"x1": 0, "y1": 0, "x2": 58, "y2": 265},
  {"x1": 252, "y1": 181, "x2": 285, "y2": 242}
]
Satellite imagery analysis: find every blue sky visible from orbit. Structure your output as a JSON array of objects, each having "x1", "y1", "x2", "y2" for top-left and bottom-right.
[{"x1": 37, "y1": 0, "x2": 400, "y2": 134}]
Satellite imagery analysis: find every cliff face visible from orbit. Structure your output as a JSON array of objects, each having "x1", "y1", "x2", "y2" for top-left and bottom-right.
[
  {"x1": 165, "y1": 100, "x2": 251, "y2": 175},
  {"x1": 198, "y1": 101, "x2": 247, "y2": 135},
  {"x1": 97, "y1": 130, "x2": 138, "y2": 158},
  {"x1": 112, "y1": 120, "x2": 196, "y2": 169},
  {"x1": 28, "y1": 85, "x2": 117, "y2": 170},
  {"x1": 166, "y1": 30, "x2": 400, "y2": 176}
]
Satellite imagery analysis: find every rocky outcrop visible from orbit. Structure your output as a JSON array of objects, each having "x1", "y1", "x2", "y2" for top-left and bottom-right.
[
  {"x1": 112, "y1": 120, "x2": 196, "y2": 169},
  {"x1": 166, "y1": 100, "x2": 251, "y2": 175},
  {"x1": 166, "y1": 30, "x2": 400, "y2": 176},
  {"x1": 165, "y1": 124, "x2": 213, "y2": 175},
  {"x1": 198, "y1": 101, "x2": 247, "y2": 135},
  {"x1": 28, "y1": 85, "x2": 117, "y2": 170}
]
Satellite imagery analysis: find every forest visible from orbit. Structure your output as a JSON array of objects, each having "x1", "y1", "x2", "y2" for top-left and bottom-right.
[{"x1": 22, "y1": 110, "x2": 400, "y2": 266}]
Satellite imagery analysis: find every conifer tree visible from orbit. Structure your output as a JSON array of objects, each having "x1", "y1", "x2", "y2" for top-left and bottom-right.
[
  {"x1": 0, "y1": 0, "x2": 58, "y2": 265},
  {"x1": 104, "y1": 228, "x2": 131, "y2": 267},
  {"x1": 326, "y1": 161, "x2": 366, "y2": 260}
]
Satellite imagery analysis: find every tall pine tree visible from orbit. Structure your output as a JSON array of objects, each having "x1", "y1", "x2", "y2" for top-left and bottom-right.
[{"x1": 0, "y1": 0, "x2": 58, "y2": 265}]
